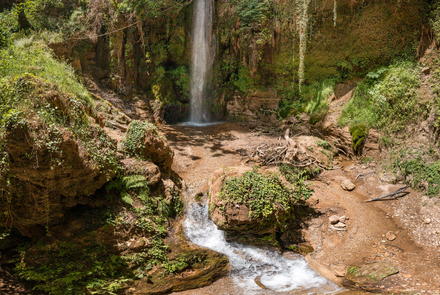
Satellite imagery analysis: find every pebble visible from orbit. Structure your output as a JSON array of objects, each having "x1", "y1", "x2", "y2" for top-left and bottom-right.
[
  {"x1": 386, "y1": 231, "x2": 397, "y2": 241},
  {"x1": 329, "y1": 215, "x2": 340, "y2": 225},
  {"x1": 341, "y1": 179, "x2": 355, "y2": 191},
  {"x1": 424, "y1": 218, "x2": 431, "y2": 224}
]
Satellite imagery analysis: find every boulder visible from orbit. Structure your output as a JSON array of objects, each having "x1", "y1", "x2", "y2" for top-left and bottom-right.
[
  {"x1": 341, "y1": 179, "x2": 355, "y2": 191},
  {"x1": 120, "y1": 158, "x2": 161, "y2": 185}
]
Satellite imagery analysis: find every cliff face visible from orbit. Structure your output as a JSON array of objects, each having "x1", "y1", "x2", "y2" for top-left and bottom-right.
[
  {"x1": 212, "y1": 0, "x2": 425, "y2": 98},
  {"x1": 47, "y1": 0, "x2": 429, "y2": 123}
]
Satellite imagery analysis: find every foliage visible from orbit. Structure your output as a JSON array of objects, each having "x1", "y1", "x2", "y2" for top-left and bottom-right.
[
  {"x1": 121, "y1": 120, "x2": 159, "y2": 159},
  {"x1": 431, "y1": 2, "x2": 440, "y2": 40},
  {"x1": 233, "y1": 0, "x2": 271, "y2": 29},
  {"x1": 339, "y1": 62, "x2": 422, "y2": 134},
  {"x1": 0, "y1": 38, "x2": 93, "y2": 106},
  {"x1": 0, "y1": 9, "x2": 19, "y2": 48},
  {"x1": 14, "y1": 241, "x2": 131, "y2": 294},
  {"x1": 316, "y1": 139, "x2": 332, "y2": 150},
  {"x1": 393, "y1": 148, "x2": 440, "y2": 198},
  {"x1": 349, "y1": 124, "x2": 367, "y2": 154},
  {"x1": 278, "y1": 79, "x2": 334, "y2": 122},
  {"x1": 219, "y1": 165, "x2": 312, "y2": 223},
  {"x1": 231, "y1": 67, "x2": 254, "y2": 94},
  {"x1": 106, "y1": 175, "x2": 150, "y2": 206}
]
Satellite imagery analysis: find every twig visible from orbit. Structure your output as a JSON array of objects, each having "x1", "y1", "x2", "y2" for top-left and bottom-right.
[{"x1": 366, "y1": 186, "x2": 410, "y2": 202}]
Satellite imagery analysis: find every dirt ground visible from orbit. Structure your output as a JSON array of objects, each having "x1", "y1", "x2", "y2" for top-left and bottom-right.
[{"x1": 163, "y1": 122, "x2": 440, "y2": 294}]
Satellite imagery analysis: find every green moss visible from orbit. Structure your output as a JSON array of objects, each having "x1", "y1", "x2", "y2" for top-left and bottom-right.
[{"x1": 349, "y1": 123, "x2": 368, "y2": 154}]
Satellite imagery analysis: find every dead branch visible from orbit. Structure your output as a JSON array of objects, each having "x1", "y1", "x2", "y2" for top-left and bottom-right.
[{"x1": 366, "y1": 186, "x2": 410, "y2": 202}]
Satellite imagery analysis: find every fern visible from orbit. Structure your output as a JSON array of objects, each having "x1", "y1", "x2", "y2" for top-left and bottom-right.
[
  {"x1": 123, "y1": 175, "x2": 148, "y2": 190},
  {"x1": 121, "y1": 193, "x2": 133, "y2": 206}
]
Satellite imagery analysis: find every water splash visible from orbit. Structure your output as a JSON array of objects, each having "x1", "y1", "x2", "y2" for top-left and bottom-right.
[
  {"x1": 184, "y1": 200, "x2": 342, "y2": 294},
  {"x1": 189, "y1": 0, "x2": 213, "y2": 123}
]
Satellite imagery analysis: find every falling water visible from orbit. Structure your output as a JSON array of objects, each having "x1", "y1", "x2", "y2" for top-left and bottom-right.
[
  {"x1": 184, "y1": 199, "x2": 343, "y2": 294},
  {"x1": 189, "y1": 0, "x2": 213, "y2": 123}
]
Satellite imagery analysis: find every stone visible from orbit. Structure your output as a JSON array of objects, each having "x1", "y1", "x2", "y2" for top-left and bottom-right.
[
  {"x1": 334, "y1": 222, "x2": 346, "y2": 228},
  {"x1": 341, "y1": 179, "x2": 355, "y2": 191},
  {"x1": 329, "y1": 215, "x2": 340, "y2": 224},
  {"x1": 386, "y1": 231, "x2": 396, "y2": 241},
  {"x1": 344, "y1": 262, "x2": 398, "y2": 289},
  {"x1": 423, "y1": 218, "x2": 431, "y2": 224},
  {"x1": 306, "y1": 196, "x2": 319, "y2": 206}
]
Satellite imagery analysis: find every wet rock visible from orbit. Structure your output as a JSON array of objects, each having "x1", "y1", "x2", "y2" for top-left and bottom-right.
[
  {"x1": 341, "y1": 179, "x2": 355, "y2": 191},
  {"x1": 386, "y1": 231, "x2": 396, "y2": 241},
  {"x1": 344, "y1": 262, "x2": 398, "y2": 291}
]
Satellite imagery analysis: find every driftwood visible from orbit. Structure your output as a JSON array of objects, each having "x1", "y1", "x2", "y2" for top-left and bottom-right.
[
  {"x1": 366, "y1": 186, "x2": 410, "y2": 202},
  {"x1": 250, "y1": 128, "x2": 330, "y2": 169}
]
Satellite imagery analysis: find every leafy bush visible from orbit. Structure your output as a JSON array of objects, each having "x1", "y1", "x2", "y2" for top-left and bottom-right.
[
  {"x1": 393, "y1": 149, "x2": 440, "y2": 198},
  {"x1": 339, "y1": 62, "x2": 422, "y2": 133}
]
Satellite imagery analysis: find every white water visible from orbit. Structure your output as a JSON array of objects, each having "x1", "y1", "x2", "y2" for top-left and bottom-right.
[
  {"x1": 189, "y1": 0, "x2": 213, "y2": 123},
  {"x1": 184, "y1": 201, "x2": 342, "y2": 294}
]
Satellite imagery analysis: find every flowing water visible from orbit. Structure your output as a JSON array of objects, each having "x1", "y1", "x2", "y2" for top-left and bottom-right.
[
  {"x1": 184, "y1": 198, "x2": 343, "y2": 294},
  {"x1": 189, "y1": 0, "x2": 213, "y2": 123}
]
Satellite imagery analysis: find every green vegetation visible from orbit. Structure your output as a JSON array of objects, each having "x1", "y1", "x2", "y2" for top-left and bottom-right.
[
  {"x1": 392, "y1": 148, "x2": 440, "y2": 198},
  {"x1": 278, "y1": 79, "x2": 334, "y2": 122},
  {"x1": 14, "y1": 172, "x2": 184, "y2": 294},
  {"x1": 339, "y1": 62, "x2": 422, "y2": 133},
  {"x1": 219, "y1": 165, "x2": 313, "y2": 222},
  {"x1": 121, "y1": 120, "x2": 160, "y2": 159}
]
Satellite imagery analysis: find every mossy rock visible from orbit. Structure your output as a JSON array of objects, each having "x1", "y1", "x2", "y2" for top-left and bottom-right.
[
  {"x1": 349, "y1": 124, "x2": 368, "y2": 154},
  {"x1": 344, "y1": 262, "x2": 398, "y2": 290}
]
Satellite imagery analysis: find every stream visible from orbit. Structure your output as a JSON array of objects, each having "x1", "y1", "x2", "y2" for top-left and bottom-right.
[{"x1": 183, "y1": 192, "x2": 342, "y2": 294}]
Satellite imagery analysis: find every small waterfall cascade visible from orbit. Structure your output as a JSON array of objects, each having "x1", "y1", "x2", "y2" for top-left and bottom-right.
[
  {"x1": 184, "y1": 198, "x2": 342, "y2": 294},
  {"x1": 189, "y1": 0, "x2": 213, "y2": 123}
]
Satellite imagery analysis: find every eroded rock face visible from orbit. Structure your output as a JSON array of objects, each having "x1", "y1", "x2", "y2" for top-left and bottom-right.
[{"x1": 1, "y1": 122, "x2": 117, "y2": 237}]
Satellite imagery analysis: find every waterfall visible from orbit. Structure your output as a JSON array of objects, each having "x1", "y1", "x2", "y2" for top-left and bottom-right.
[
  {"x1": 189, "y1": 0, "x2": 213, "y2": 123},
  {"x1": 184, "y1": 199, "x2": 342, "y2": 293}
]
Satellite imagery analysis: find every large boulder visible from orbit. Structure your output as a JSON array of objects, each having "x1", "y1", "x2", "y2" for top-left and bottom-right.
[
  {"x1": 122, "y1": 121, "x2": 173, "y2": 171},
  {"x1": 209, "y1": 165, "x2": 311, "y2": 246}
]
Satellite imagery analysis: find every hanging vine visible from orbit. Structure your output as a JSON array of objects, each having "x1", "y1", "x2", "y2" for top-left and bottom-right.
[{"x1": 294, "y1": 0, "x2": 311, "y2": 93}]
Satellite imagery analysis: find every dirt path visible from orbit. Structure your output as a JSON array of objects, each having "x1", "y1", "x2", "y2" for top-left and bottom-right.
[{"x1": 163, "y1": 122, "x2": 440, "y2": 294}]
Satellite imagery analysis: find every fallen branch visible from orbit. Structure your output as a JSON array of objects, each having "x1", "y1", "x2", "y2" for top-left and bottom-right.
[
  {"x1": 366, "y1": 186, "x2": 410, "y2": 202},
  {"x1": 108, "y1": 120, "x2": 128, "y2": 131}
]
